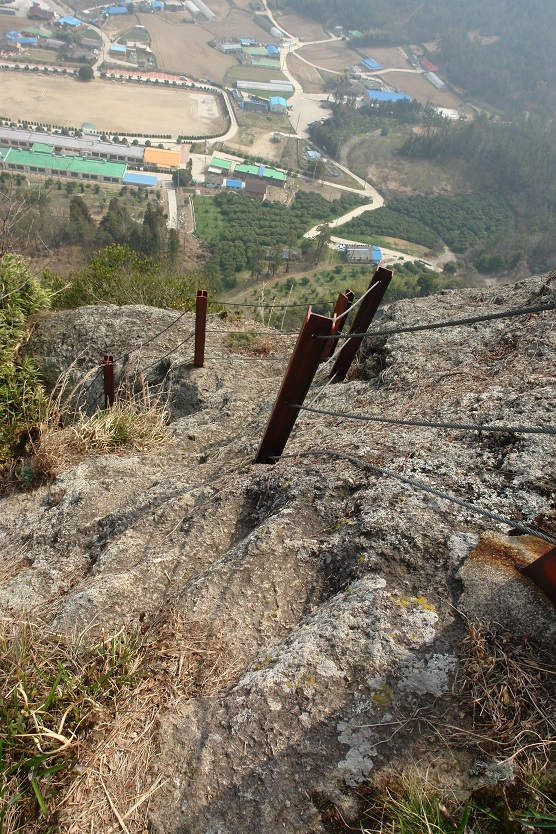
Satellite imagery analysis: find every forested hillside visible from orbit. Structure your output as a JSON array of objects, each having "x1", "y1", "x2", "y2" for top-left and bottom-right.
[
  {"x1": 400, "y1": 114, "x2": 556, "y2": 272},
  {"x1": 285, "y1": 0, "x2": 556, "y2": 113}
]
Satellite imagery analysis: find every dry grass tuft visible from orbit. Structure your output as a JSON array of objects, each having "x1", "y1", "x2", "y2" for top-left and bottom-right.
[
  {"x1": 27, "y1": 365, "x2": 173, "y2": 480},
  {"x1": 0, "y1": 610, "x2": 239, "y2": 834},
  {"x1": 226, "y1": 331, "x2": 278, "y2": 357},
  {"x1": 452, "y1": 622, "x2": 556, "y2": 768}
]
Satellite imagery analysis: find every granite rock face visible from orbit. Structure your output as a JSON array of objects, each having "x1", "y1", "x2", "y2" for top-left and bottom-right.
[{"x1": 2, "y1": 275, "x2": 555, "y2": 832}]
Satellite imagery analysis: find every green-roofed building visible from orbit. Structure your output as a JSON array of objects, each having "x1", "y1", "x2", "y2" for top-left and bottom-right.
[
  {"x1": 261, "y1": 166, "x2": 287, "y2": 183},
  {"x1": 0, "y1": 148, "x2": 126, "y2": 182},
  {"x1": 22, "y1": 26, "x2": 52, "y2": 37},
  {"x1": 32, "y1": 142, "x2": 54, "y2": 154},
  {"x1": 234, "y1": 162, "x2": 287, "y2": 187},
  {"x1": 235, "y1": 163, "x2": 260, "y2": 176},
  {"x1": 244, "y1": 46, "x2": 267, "y2": 56},
  {"x1": 210, "y1": 157, "x2": 232, "y2": 170}
]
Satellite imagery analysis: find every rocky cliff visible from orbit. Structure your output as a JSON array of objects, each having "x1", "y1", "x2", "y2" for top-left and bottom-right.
[{"x1": 1, "y1": 274, "x2": 555, "y2": 833}]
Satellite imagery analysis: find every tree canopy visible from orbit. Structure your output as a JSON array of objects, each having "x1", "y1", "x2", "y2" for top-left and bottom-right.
[{"x1": 77, "y1": 65, "x2": 94, "y2": 82}]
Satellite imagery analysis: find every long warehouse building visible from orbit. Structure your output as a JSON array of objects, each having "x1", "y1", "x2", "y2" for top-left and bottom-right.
[
  {"x1": 0, "y1": 126, "x2": 144, "y2": 164},
  {"x1": 0, "y1": 145, "x2": 127, "y2": 182}
]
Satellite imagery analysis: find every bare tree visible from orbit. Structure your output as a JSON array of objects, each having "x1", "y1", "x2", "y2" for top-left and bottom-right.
[{"x1": 0, "y1": 177, "x2": 53, "y2": 257}]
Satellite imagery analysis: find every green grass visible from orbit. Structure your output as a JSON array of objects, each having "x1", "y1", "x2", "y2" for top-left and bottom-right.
[
  {"x1": 0, "y1": 620, "x2": 142, "y2": 830},
  {"x1": 226, "y1": 332, "x2": 255, "y2": 349},
  {"x1": 226, "y1": 65, "x2": 290, "y2": 85},
  {"x1": 348, "y1": 773, "x2": 556, "y2": 834},
  {"x1": 239, "y1": 111, "x2": 293, "y2": 133},
  {"x1": 192, "y1": 196, "x2": 225, "y2": 243},
  {"x1": 117, "y1": 25, "x2": 150, "y2": 44}
]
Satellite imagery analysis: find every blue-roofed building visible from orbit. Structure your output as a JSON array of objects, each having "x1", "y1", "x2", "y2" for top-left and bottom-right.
[
  {"x1": 109, "y1": 42, "x2": 127, "y2": 54},
  {"x1": 360, "y1": 57, "x2": 383, "y2": 71},
  {"x1": 106, "y1": 5, "x2": 128, "y2": 13},
  {"x1": 9, "y1": 35, "x2": 38, "y2": 44},
  {"x1": 266, "y1": 43, "x2": 279, "y2": 56},
  {"x1": 346, "y1": 245, "x2": 382, "y2": 265},
  {"x1": 225, "y1": 179, "x2": 243, "y2": 189},
  {"x1": 123, "y1": 172, "x2": 158, "y2": 186},
  {"x1": 364, "y1": 89, "x2": 412, "y2": 104},
  {"x1": 151, "y1": 0, "x2": 164, "y2": 9},
  {"x1": 269, "y1": 95, "x2": 287, "y2": 113},
  {"x1": 58, "y1": 15, "x2": 83, "y2": 26}
]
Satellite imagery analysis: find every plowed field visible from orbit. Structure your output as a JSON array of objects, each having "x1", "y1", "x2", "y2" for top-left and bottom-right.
[
  {"x1": 385, "y1": 71, "x2": 462, "y2": 108},
  {"x1": 204, "y1": 8, "x2": 269, "y2": 41},
  {"x1": 275, "y1": 11, "x2": 327, "y2": 41},
  {"x1": 297, "y1": 41, "x2": 361, "y2": 71}
]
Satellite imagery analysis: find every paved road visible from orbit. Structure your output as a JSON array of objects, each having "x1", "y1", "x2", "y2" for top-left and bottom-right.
[
  {"x1": 207, "y1": 90, "x2": 239, "y2": 146},
  {"x1": 304, "y1": 202, "x2": 378, "y2": 239},
  {"x1": 164, "y1": 179, "x2": 178, "y2": 229}
]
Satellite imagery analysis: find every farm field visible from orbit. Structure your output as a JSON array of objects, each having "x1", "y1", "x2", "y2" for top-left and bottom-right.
[
  {"x1": 226, "y1": 64, "x2": 289, "y2": 84},
  {"x1": 0, "y1": 70, "x2": 226, "y2": 135},
  {"x1": 274, "y1": 11, "x2": 328, "y2": 41},
  {"x1": 297, "y1": 41, "x2": 361, "y2": 71},
  {"x1": 199, "y1": 0, "x2": 229, "y2": 17},
  {"x1": 204, "y1": 8, "x2": 270, "y2": 41},
  {"x1": 363, "y1": 46, "x2": 413, "y2": 70},
  {"x1": 285, "y1": 54, "x2": 325, "y2": 93},
  {"x1": 385, "y1": 71, "x2": 464, "y2": 109},
  {"x1": 137, "y1": 12, "x2": 235, "y2": 80},
  {"x1": 0, "y1": 16, "x2": 28, "y2": 35}
]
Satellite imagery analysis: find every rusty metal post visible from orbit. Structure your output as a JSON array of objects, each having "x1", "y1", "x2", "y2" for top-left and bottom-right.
[
  {"x1": 320, "y1": 289, "x2": 355, "y2": 363},
  {"x1": 521, "y1": 547, "x2": 556, "y2": 605},
  {"x1": 255, "y1": 308, "x2": 333, "y2": 464},
  {"x1": 103, "y1": 354, "x2": 115, "y2": 408},
  {"x1": 331, "y1": 266, "x2": 393, "y2": 382},
  {"x1": 194, "y1": 290, "x2": 208, "y2": 368}
]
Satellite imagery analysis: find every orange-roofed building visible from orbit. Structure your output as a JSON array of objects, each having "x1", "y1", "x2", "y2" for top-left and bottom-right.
[{"x1": 143, "y1": 147, "x2": 181, "y2": 168}]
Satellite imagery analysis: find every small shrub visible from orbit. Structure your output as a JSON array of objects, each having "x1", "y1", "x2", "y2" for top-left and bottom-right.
[
  {"x1": 227, "y1": 331, "x2": 254, "y2": 350},
  {"x1": 0, "y1": 256, "x2": 50, "y2": 478}
]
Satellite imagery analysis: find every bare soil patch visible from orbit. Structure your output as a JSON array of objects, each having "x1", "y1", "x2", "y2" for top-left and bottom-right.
[
  {"x1": 386, "y1": 71, "x2": 463, "y2": 109},
  {"x1": 138, "y1": 12, "x2": 234, "y2": 81},
  {"x1": 342, "y1": 132, "x2": 473, "y2": 198},
  {"x1": 275, "y1": 11, "x2": 328, "y2": 41},
  {"x1": 0, "y1": 70, "x2": 226, "y2": 135},
  {"x1": 104, "y1": 13, "x2": 142, "y2": 39},
  {"x1": 297, "y1": 41, "x2": 361, "y2": 71},
  {"x1": 286, "y1": 53, "x2": 324, "y2": 93},
  {"x1": 225, "y1": 129, "x2": 283, "y2": 162}
]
